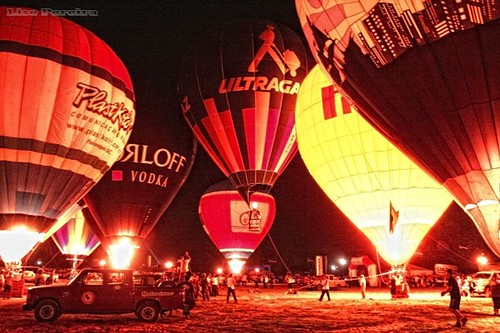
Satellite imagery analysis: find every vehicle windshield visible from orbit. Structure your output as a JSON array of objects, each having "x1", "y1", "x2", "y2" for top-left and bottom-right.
[{"x1": 472, "y1": 273, "x2": 492, "y2": 279}]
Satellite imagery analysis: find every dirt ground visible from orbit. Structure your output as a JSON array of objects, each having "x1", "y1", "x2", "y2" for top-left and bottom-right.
[{"x1": 0, "y1": 285, "x2": 498, "y2": 332}]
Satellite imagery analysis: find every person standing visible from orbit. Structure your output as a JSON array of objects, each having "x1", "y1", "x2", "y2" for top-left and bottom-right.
[
  {"x1": 2, "y1": 270, "x2": 12, "y2": 299},
  {"x1": 226, "y1": 274, "x2": 237, "y2": 303},
  {"x1": 0, "y1": 270, "x2": 4, "y2": 295},
  {"x1": 200, "y1": 273, "x2": 210, "y2": 301},
  {"x1": 211, "y1": 274, "x2": 219, "y2": 296},
  {"x1": 35, "y1": 269, "x2": 45, "y2": 286},
  {"x1": 359, "y1": 274, "x2": 367, "y2": 299},
  {"x1": 285, "y1": 273, "x2": 296, "y2": 294},
  {"x1": 489, "y1": 272, "x2": 500, "y2": 316},
  {"x1": 318, "y1": 275, "x2": 330, "y2": 301},
  {"x1": 178, "y1": 251, "x2": 192, "y2": 282},
  {"x1": 441, "y1": 269, "x2": 467, "y2": 327}
]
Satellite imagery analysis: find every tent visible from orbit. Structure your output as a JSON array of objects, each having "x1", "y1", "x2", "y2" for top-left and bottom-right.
[{"x1": 405, "y1": 264, "x2": 433, "y2": 276}]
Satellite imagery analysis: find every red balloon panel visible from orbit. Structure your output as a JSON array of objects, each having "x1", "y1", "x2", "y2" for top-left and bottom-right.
[{"x1": 199, "y1": 187, "x2": 276, "y2": 260}]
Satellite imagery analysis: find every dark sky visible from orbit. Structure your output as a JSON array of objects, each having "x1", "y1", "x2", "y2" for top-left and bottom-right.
[{"x1": 8, "y1": 0, "x2": 497, "y2": 274}]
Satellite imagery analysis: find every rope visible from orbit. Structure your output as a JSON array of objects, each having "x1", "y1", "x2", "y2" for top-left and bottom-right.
[{"x1": 267, "y1": 234, "x2": 293, "y2": 275}]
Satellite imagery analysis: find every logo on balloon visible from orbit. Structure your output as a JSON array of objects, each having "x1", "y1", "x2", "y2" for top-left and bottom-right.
[
  {"x1": 218, "y1": 25, "x2": 302, "y2": 95},
  {"x1": 73, "y1": 82, "x2": 134, "y2": 133}
]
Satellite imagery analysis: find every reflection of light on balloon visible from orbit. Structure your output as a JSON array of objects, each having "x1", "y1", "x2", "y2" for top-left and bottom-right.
[
  {"x1": 0, "y1": 227, "x2": 44, "y2": 263},
  {"x1": 295, "y1": 65, "x2": 453, "y2": 266},
  {"x1": 228, "y1": 258, "x2": 245, "y2": 275},
  {"x1": 107, "y1": 237, "x2": 139, "y2": 269}
]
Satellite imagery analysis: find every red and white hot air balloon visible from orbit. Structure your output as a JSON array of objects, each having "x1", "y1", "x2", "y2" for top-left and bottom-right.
[
  {"x1": 199, "y1": 181, "x2": 276, "y2": 274},
  {"x1": 0, "y1": 7, "x2": 135, "y2": 265}
]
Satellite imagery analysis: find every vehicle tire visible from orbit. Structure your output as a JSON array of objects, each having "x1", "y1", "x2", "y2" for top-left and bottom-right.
[
  {"x1": 485, "y1": 286, "x2": 492, "y2": 298},
  {"x1": 159, "y1": 281, "x2": 176, "y2": 288},
  {"x1": 34, "y1": 300, "x2": 61, "y2": 322},
  {"x1": 136, "y1": 301, "x2": 160, "y2": 322}
]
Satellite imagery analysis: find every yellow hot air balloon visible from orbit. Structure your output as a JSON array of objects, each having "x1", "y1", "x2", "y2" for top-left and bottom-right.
[{"x1": 295, "y1": 65, "x2": 453, "y2": 267}]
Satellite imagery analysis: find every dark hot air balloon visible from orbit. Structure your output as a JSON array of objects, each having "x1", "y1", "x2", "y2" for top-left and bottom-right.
[
  {"x1": 296, "y1": 0, "x2": 500, "y2": 257},
  {"x1": 178, "y1": 18, "x2": 308, "y2": 203},
  {"x1": 83, "y1": 91, "x2": 197, "y2": 269}
]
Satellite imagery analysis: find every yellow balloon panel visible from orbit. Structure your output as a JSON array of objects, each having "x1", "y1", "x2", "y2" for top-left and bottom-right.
[{"x1": 296, "y1": 66, "x2": 453, "y2": 265}]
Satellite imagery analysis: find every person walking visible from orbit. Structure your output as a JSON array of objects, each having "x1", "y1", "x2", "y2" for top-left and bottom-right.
[
  {"x1": 318, "y1": 275, "x2": 330, "y2": 301},
  {"x1": 489, "y1": 272, "x2": 500, "y2": 316},
  {"x1": 359, "y1": 274, "x2": 367, "y2": 299},
  {"x1": 441, "y1": 269, "x2": 467, "y2": 327},
  {"x1": 226, "y1": 274, "x2": 237, "y2": 303}
]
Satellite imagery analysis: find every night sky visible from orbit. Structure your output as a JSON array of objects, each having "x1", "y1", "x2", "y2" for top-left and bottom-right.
[{"x1": 6, "y1": 0, "x2": 497, "y2": 274}]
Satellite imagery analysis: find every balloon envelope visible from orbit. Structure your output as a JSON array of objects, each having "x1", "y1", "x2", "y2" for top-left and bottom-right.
[
  {"x1": 83, "y1": 95, "x2": 197, "y2": 268},
  {"x1": 0, "y1": 7, "x2": 135, "y2": 262},
  {"x1": 296, "y1": 1, "x2": 500, "y2": 257},
  {"x1": 178, "y1": 18, "x2": 308, "y2": 201},
  {"x1": 199, "y1": 181, "x2": 276, "y2": 263},
  {"x1": 295, "y1": 65, "x2": 453, "y2": 265},
  {"x1": 51, "y1": 205, "x2": 100, "y2": 259}
]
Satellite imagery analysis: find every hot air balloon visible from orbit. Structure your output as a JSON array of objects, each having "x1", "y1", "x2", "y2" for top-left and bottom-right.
[
  {"x1": 50, "y1": 203, "x2": 100, "y2": 268},
  {"x1": 0, "y1": 7, "x2": 135, "y2": 266},
  {"x1": 295, "y1": 65, "x2": 453, "y2": 267},
  {"x1": 199, "y1": 181, "x2": 276, "y2": 274},
  {"x1": 178, "y1": 18, "x2": 308, "y2": 203},
  {"x1": 296, "y1": 1, "x2": 500, "y2": 257},
  {"x1": 83, "y1": 93, "x2": 197, "y2": 269}
]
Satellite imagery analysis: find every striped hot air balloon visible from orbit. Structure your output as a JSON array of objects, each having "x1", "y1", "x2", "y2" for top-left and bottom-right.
[
  {"x1": 51, "y1": 203, "x2": 100, "y2": 268},
  {"x1": 0, "y1": 7, "x2": 135, "y2": 264},
  {"x1": 178, "y1": 18, "x2": 308, "y2": 203}
]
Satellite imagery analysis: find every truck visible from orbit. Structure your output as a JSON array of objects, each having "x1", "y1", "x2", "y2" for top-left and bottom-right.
[
  {"x1": 470, "y1": 270, "x2": 500, "y2": 297},
  {"x1": 22, "y1": 268, "x2": 194, "y2": 322},
  {"x1": 311, "y1": 274, "x2": 348, "y2": 290}
]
